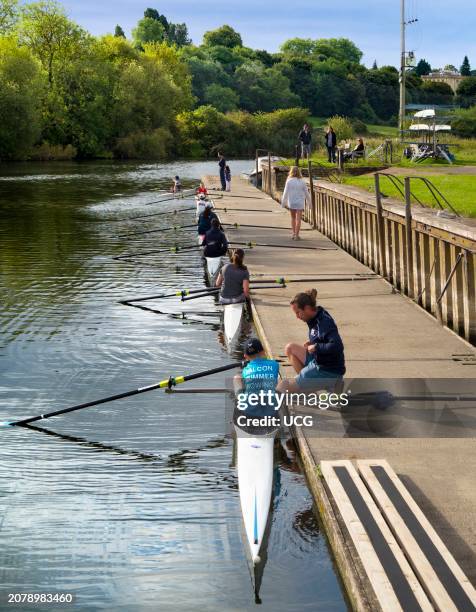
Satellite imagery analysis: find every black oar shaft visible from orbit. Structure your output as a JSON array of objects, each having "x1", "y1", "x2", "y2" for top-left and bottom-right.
[
  {"x1": 7, "y1": 362, "x2": 241, "y2": 427},
  {"x1": 118, "y1": 224, "x2": 196, "y2": 238},
  {"x1": 114, "y1": 244, "x2": 199, "y2": 260}
]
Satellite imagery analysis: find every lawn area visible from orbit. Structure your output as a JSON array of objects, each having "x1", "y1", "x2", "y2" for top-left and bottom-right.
[
  {"x1": 309, "y1": 116, "x2": 398, "y2": 137},
  {"x1": 342, "y1": 174, "x2": 476, "y2": 218}
]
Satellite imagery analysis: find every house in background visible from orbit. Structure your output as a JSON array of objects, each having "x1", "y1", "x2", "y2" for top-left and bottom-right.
[{"x1": 421, "y1": 68, "x2": 466, "y2": 93}]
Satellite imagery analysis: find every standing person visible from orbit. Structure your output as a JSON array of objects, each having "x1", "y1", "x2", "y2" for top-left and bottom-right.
[
  {"x1": 298, "y1": 123, "x2": 312, "y2": 160},
  {"x1": 216, "y1": 248, "x2": 250, "y2": 304},
  {"x1": 218, "y1": 152, "x2": 226, "y2": 190},
  {"x1": 280, "y1": 166, "x2": 311, "y2": 240},
  {"x1": 225, "y1": 165, "x2": 232, "y2": 192},
  {"x1": 202, "y1": 218, "x2": 228, "y2": 257},
  {"x1": 325, "y1": 126, "x2": 337, "y2": 163},
  {"x1": 277, "y1": 289, "x2": 345, "y2": 393}
]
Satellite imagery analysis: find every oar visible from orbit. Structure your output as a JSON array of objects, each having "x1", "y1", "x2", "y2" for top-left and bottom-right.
[
  {"x1": 224, "y1": 223, "x2": 294, "y2": 231},
  {"x1": 117, "y1": 224, "x2": 197, "y2": 239},
  {"x1": 215, "y1": 208, "x2": 275, "y2": 213},
  {"x1": 180, "y1": 284, "x2": 287, "y2": 302},
  {"x1": 230, "y1": 241, "x2": 337, "y2": 251},
  {"x1": 250, "y1": 275, "x2": 377, "y2": 284},
  {"x1": 120, "y1": 287, "x2": 219, "y2": 305},
  {"x1": 1, "y1": 362, "x2": 242, "y2": 428},
  {"x1": 111, "y1": 206, "x2": 196, "y2": 223},
  {"x1": 114, "y1": 244, "x2": 200, "y2": 260},
  {"x1": 144, "y1": 188, "x2": 197, "y2": 206}
]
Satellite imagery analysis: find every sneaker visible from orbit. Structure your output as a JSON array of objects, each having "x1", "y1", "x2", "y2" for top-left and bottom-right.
[{"x1": 295, "y1": 235, "x2": 301, "y2": 240}]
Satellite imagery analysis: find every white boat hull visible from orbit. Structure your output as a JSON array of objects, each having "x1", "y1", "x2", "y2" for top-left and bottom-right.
[
  {"x1": 235, "y1": 427, "x2": 275, "y2": 565},
  {"x1": 223, "y1": 302, "x2": 243, "y2": 346},
  {"x1": 205, "y1": 256, "x2": 225, "y2": 283}
]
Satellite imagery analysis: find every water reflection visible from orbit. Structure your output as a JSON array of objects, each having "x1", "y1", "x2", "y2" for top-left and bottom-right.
[{"x1": 0, "y1": 160, "x2": 347, "y2": 611}]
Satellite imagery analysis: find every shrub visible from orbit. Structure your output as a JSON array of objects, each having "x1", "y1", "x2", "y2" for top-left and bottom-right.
[
  {"x1": 350, "y1": 118, "x2": 368, "y2": 135},
  {"x1": 452, "y1": 106, "x2": 476, "y2": 138},
  {"x1": 325, "y1": 115, "x2": 354, "y2": 141},
  {"x1": 114, "y1": 128, "x2": 172, "y2": 159}
]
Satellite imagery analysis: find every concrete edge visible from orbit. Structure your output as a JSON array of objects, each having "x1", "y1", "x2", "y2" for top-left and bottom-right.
[{"x1": 249, "y1": 296, "x2": 377, "y2": 611}]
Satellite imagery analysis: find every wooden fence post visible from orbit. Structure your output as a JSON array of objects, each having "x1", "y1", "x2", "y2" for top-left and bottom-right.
[
  {"x1": 374, "y1": 174, "x2": 387, "y2": 278},
  {"x1": 404, "y1": 177, "x2": 414, "y2": 297}
]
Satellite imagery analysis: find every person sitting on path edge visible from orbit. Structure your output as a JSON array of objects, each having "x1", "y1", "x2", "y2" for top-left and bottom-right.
[
  {"x1": 281, "y1": 166, "x2": 311, "y2": 240},
  {"x1": 277, "y1": 289, "x2": 345, "y2": 394},
  {"x1": 216, "y1": 248, "x2": 250, "y2": 305}
]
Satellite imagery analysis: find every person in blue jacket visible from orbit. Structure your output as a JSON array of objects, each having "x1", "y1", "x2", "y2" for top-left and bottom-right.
[
  {"x1": 277, "y1": 289, "x2": 345, "y2": 392},
  {"x1": 234, "y1": 338, "x2": 280, "y2": 434}
]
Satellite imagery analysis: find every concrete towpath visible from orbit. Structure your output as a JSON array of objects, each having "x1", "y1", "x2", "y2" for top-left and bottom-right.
[{"x1": 205, "y1": 175, "x2": 476, "y2": 588}]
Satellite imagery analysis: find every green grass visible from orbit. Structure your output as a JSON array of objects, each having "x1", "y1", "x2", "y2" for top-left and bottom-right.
[
  {"x1": 309, "y1": 116, "x2": 397, "y2": 137},
  {"x1": 342, "y1": 174, "x2": 476, "y2": 217}
]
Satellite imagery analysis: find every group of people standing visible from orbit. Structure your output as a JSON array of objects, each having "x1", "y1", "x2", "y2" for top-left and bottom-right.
[{"x1": 299, "y1": 123, "x2": 364, "y2": 164}]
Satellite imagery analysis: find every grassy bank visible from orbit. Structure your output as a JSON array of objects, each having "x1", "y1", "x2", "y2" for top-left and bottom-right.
[{"x1": 342, "y1": 174, "x2": 476, "y2": 217}]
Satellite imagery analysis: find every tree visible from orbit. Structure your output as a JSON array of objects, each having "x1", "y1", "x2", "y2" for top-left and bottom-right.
[
  {"x1": 186, "y1": 56, "x2": 231, "y2": 104},
  {"x1": 204, "y1": 83, "x2": 239, "y2": 112},
  {"x1": 114, "y1": 25, "x2": 125, "y2": 38},
  {"x1": 372, "y1": 60, "x2": 378, "y2": 70},
  {"x1": 460, "y1": 56, "x2": 471, "y2": 76},
  {"x1": 203, "y1": 25, "x2": 242, "y2": 48},
  {"x1": 18, "y1": 0, "x2": 88, "y2": 85},
  {"x1": 420, "y1": 80, "x2": 454, "y2": 105},
  {"x1": 0, "y1": 37, "x2": 45, "y2": 159},
  {"x1": 415, "y1": 58, "x2": 431, "y2": 76},
  {"x1": 234, "y1": 62, "x2": 300, "y2": 112},
  {"x1": 132, "y1": 17, "x2": 165, "y2": 48},
  {"x1": 314, "y1": 38, "x2": 362, "y2": 64},
  {"x1": 167, "y1": 22, "x2": 191, "y2": 46},
  {"x1": 144, "y1": 8, "x2": 168, "y2": 30},
  {"x1": 456, "y1": 76, "x2": 476, "y2": 107},
  {"x1": 0, "y1": 0, "x2": 19, "y2": 34}
]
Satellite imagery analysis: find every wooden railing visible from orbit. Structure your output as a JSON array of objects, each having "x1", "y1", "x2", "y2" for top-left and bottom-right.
[{"x1": 262, "y1": 164, "x2": 476, "y2": 344}]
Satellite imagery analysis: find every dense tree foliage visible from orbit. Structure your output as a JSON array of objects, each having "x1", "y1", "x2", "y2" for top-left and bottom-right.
[
  {"x1": 0, "y1": 2, "x2": 473, "y2": 161},
  {"x1": 460, "y1": 56, "x2": 471, "y2": 76}
]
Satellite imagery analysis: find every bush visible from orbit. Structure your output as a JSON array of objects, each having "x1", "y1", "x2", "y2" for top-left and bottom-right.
[
  {"x1": 114, "y1": 128, "x2": 172, "y2": 159},
  {"x1": 325, "y1": 115, "x2": 354, "y2": 141},
  {"x1": 30, "y1": 143, "x2": 77, "y2": 160},
  {"x1": 350, "y1": 118, "x2": 368, "y2": 135},
  {"x1": 452, "y1": 106, "x2": 476, "y2": 138}
]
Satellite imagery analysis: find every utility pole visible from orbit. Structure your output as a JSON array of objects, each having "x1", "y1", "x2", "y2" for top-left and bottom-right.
[{"x1": 399, "y1": 0, "x2": 406, "y2": 139}]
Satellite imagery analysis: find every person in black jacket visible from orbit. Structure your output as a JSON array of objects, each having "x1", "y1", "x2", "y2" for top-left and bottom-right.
[
  {"x1": 277, "y1": 288, "x2": 345, "y2": 392},
  {"x1": 325, "y1": 126, "x2": 337, "y2": 163},
  {"x1": 218, "y1": 152, "x2": 226, "y2": 190},
  {"x1": 203, "y1": 218, "x2": 228, "y2": 257},
  {"x1": 298, "y1": 123, "x2": 312, "y2": 159}
]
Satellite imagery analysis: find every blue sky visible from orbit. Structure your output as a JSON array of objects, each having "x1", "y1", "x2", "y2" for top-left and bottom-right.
[{"x1": 61, "y1": 0, "x2": 475, "y2": 69}]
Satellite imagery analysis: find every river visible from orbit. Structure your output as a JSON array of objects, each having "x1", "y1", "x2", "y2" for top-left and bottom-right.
[{"x1": 0, "y1": 160, "x2": 347, "y2": 611}]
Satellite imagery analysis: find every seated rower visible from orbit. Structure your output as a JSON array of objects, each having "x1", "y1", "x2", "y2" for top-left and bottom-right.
[
  {"x1": 196, "y1": 181, "x2": 208, "y2": 196},
  {"x1": 197, "y1": 206, "x2": 218, "y2": 243},
  {"x1": 172, "y1": 175, "x2": 182, "y2": 194},
  {"x1": 233, "y1": 338, "x2": 280, "y2": 435},
  {"x1": 202, "y1": 218, "x2": 228, "y2": 258},
  {"x1": 215, "y1": 248, "x2": 249, "y2": 305},
  {"x1": 277, "y1": 289, "x2": 345, "y2": 393}
]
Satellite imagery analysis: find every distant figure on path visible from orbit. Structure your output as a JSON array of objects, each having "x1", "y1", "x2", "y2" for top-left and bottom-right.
[
  {"x1": 325, "y1": 127, "x2": 337, "y2": 163},
  {"x1": 218, "y1": 152, "x2": 226, "y2": 190},
  {"x1": 277, "y1": 289, "x2": 345, "y2": 393},
  {"x1": 225, "y1": 165, "x2": 231, "y2": 192},
  {"x1": 298, "y1": 123, "x2": 312, "y2": 160},
  {"x1": 280, "y1": 166, "x2": 311, "y2": 240}
]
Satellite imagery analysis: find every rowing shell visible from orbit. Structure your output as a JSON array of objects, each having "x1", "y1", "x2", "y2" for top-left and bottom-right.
[
  {"x1": 223, "y1": 302, "x2": 243, "y2": 346},
  {"x1": 235, "y1": 426, "x2": 276, "y2": 565},
  {"x1": 205, "y1": 255, "x2": 225, "y2": 284}
]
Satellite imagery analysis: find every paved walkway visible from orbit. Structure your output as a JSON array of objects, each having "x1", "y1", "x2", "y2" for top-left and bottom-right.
[{"x1": 206, "y1": 175, "x2": 476, "y2": 585}]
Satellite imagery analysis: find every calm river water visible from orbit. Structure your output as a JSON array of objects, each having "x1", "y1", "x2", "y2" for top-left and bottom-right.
[{"x1": 0, "y1": 161, "x2": 347, "y2": 611}]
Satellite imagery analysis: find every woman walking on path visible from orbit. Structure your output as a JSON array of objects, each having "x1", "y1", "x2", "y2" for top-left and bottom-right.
[
  {"x1": 281, "y1": 166, "x2": 311, "y2": 240},
  {"x1": 325, "y1": 126, "x2": 337, "y2": 163},
  {"x1": 216, "y1": 248, "x2": 250, "y2": 304}
]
